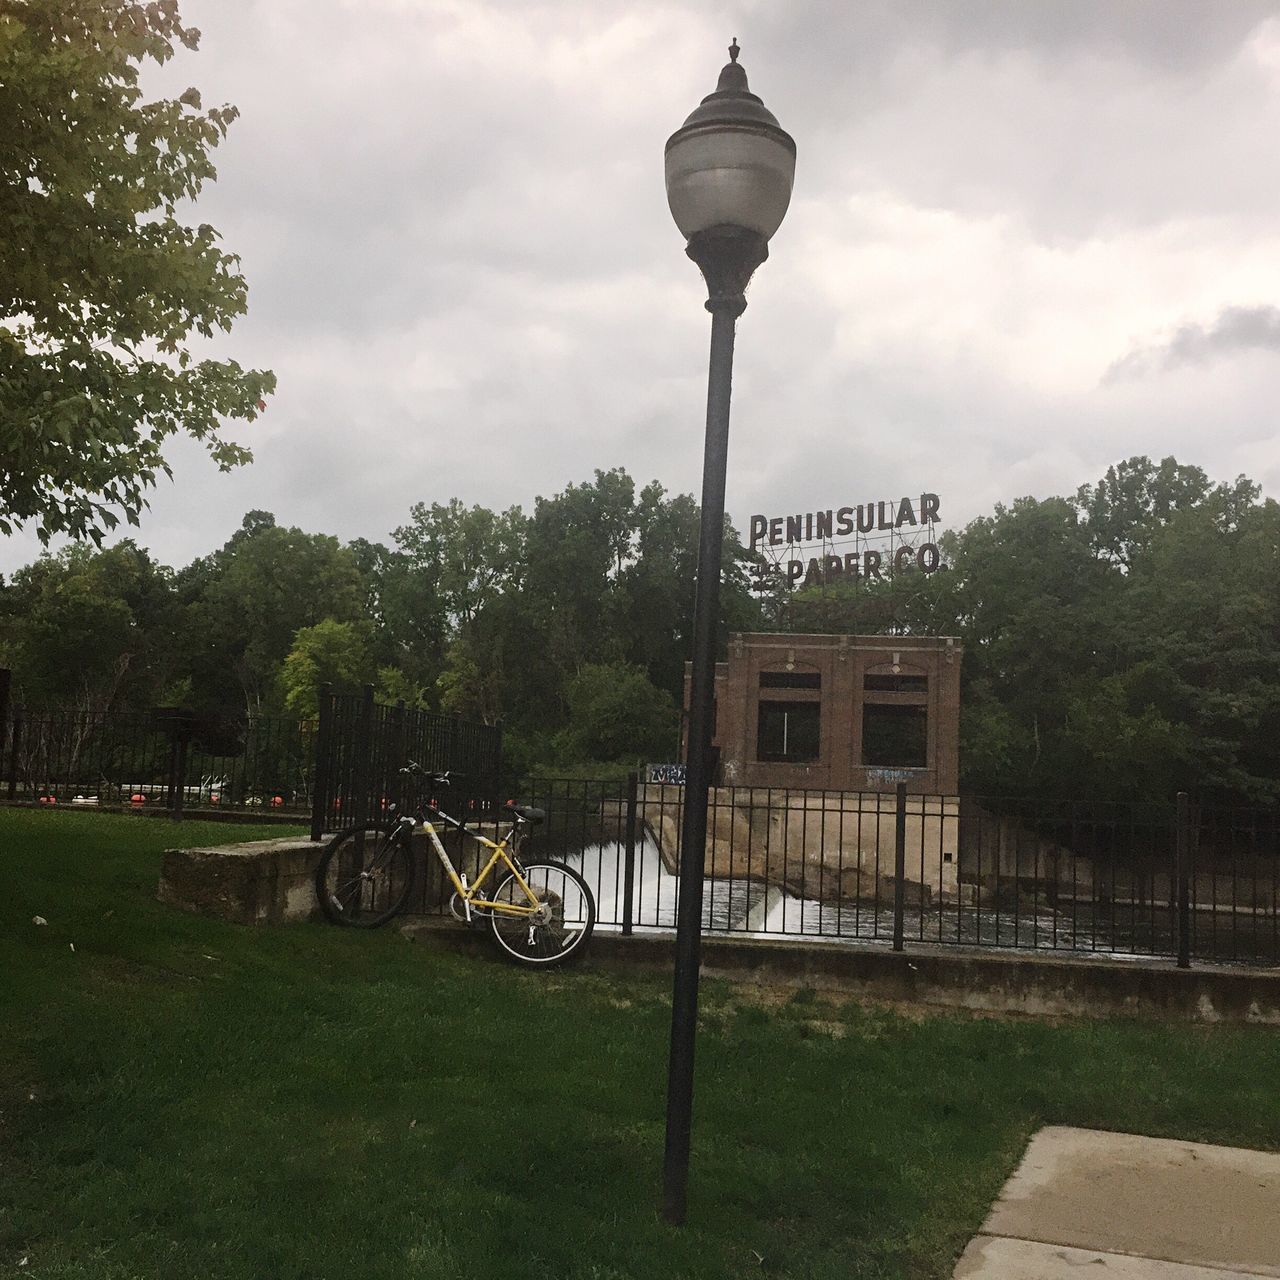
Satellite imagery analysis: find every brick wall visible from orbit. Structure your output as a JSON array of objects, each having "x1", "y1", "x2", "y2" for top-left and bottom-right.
[{"x1": 683, "y1": 632, "x2": 962, "y2": 792}]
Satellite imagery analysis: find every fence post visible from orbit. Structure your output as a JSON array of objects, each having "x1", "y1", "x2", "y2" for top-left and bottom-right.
[
  {"x1": 489, "y1": 720, "x2": 502, "y2": 807},
  {"x1": 447, "y1": 713, "x2": 460, "y2": 774},
  {"x1": 623, "y1": 770, "x2": 638, "y2": 937},
  {"x1": 165, "y1": 728, "x2": 181, "y2": 818},
  {"x1": 310, "y1": 683, "x2": 333, "y2": 841},
  {"x1": 352, "y1": 684, "x2": 375, "y2": 829},
  {"x1": 391, "y1": 698, "x2": 408, "y2": 807},
  {"x1": 171, "y1": 729, "x2": 190, "y2": 821},
  {"x1": 0, "y1": 670, "x2": 9, "y2": 801},
  {"x1": 7, "y1": 712, "x2": 21, "y2": 801},
  {"x1": 1176, "y1": 790, "x2": 1191, "y2": 969},
  {"x1": 893, "y1": 782, "x2": 907, "y2": 952}
]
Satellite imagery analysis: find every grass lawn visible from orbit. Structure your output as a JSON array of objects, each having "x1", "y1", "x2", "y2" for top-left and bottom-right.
[{"x1": 3, "y1": 808, "x2": 1279, "y2": 1280}]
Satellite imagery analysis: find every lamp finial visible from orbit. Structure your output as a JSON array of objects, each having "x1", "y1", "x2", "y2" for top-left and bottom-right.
[{"x1": 729, "y1": 37, "x2": 739, "y2": 63}]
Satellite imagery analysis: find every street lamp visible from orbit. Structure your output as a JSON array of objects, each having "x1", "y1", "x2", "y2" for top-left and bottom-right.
[{"x1": 662, "y1": 39, "x2": 795, "y2": 1226}]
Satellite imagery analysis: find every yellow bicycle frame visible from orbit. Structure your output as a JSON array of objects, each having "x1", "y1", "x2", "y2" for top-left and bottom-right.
[{"x1": 421, "y1": 818, "x2": 540, "y2": 917}]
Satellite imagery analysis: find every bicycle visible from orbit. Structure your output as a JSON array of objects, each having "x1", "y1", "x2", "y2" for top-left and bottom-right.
[{"x1": 314, "y1": 764, "x2": 595, "y2": 967}]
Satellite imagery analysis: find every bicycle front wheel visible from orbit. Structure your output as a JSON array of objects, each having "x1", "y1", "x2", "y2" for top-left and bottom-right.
[
  {"x1": 488, "y1": 861, "x2": 595, "y2": 967},
  {"x1": 315, "y1": 824, "x2": 415, "y2": 928}
]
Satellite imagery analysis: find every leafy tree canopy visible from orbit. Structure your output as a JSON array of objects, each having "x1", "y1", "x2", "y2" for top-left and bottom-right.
[
  {"x1": 554, "y1": 663, "x2": 679, "y2": 768},
  {"x1": 280, "y1": 619, "x2": 372, "y2": 718},
  {"x1": 186, "y1": 513, "x2": 366, "y2": 715},
  {"x1": 0, "y1": 0, "x2": 274, "y2": 544},
  {"x1": 4, "y1": 455, "x2": 1275, "y2": 804},
  {"x1": 0, "y1": 538, "x2": 177, "y2": 713}
]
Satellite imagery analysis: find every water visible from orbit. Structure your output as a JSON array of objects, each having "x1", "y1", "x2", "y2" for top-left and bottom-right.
[
  {"x1": 565, "y1": 840, "x2": 1278, "y2": 965},
  {"x1": 573, "y1": 838, "x2": 770, "y2": 932}
]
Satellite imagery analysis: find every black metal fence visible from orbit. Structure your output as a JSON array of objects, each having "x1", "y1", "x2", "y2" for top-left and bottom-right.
[
  {"x1": 0, "y1": 700, "x2": 316, "y2": 819},
  {"x1": 410, "y1": 776, "x2": 1279, "y2": 969},
  {"x1": 4, "y1": 656, "x2": 1274, "y2": 970},
  {"x1": 0, "y1": 672, "x2": 501, "y2": 826},
  {"x1": 310, "y1": 684, "x2": 503, "y2": 839}
]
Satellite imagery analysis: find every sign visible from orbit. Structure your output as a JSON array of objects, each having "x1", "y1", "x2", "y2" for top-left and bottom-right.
[
  {"x1": 647, "y1": 764, "x2": 687, "y2": 785},
  {"x1": 866, "y1": 767, "x2": 924, "y2": 786},
  {"x1": 748, "y1": 493, "x2": 945, "y2": 589}
]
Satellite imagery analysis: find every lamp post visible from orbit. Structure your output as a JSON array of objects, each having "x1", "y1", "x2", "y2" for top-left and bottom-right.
[{"x1": 662, "y1": 39, "x2": 795, "y2": 1226}]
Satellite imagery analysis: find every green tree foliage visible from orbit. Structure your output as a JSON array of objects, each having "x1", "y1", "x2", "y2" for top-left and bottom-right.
[
  {"x1": 279, "y1": 619, "x2": 372, "y2": 718},
  {"x1": 616, "y1": 481, "x2": 759, "y2": 697},
  {"x1": 345, "y1": 536, "x2": 447, "y2": 698},
  {"x1": 778, "y1": 456, "x2": 1279, "y2": 804},
  {"x1": 394, "y1": 499, "x2": 527, "y2": 633},
  {"x1": 553, "y1": 663, "x2": 679, "y2": 768},
  {"x1": 6, "y1": 454, "x2": 1274, "y2": 800},
  {"x1": 184, "y1": 513, "x2": 366, "y2": 716},
  {"x1": 1114, "y1": 495, "x2": 1280, "y2": 801},
  {"x1": 1073, "y1": 456, "x2": 1257, "y2": 568},
  {"x1": 787, "y1": 557, "x2": 962, "y2": 638},
  {"x1": 523, "y1": 469, "x2": 636, "y2": 684},
  {"x1": 428, "y1": 470, "x2": 761, "y2": 752},
  {"x1": 0, "y1": 540, "x2": 177, "y2": 714},
  {"x1": 0, "y1": 0, "x2": 274, "y2": 544}
]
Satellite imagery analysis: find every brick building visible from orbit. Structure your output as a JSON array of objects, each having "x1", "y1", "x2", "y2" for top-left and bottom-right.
[{"x1": 684, "y1": 632, "x2": 962, "y2": 793}]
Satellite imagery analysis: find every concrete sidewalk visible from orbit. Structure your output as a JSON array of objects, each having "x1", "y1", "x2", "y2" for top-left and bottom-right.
[{"x1": 954, "y1": 1127, "x2": 1280, "y2": 1278}]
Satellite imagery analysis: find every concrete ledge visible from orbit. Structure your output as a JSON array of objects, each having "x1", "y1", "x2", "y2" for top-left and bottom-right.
[
  {"x1": 955, "y1": 1126, "x2": 1280, "y2": 1277},
  {"x1": 953, "y1": 1235, "x2": 1259, "y2": 1278},
  {"x1": 401, "y1": 921, "x2": 1280, "y2": 1025},
  {"x1": 973, "y1": 1127, "x2": 1280, "y2": 1276},
  {"x1": 159, "y1": 838, "x2": 322, "y2": 926}
]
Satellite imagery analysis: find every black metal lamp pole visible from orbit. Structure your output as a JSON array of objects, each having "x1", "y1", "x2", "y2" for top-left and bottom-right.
[{"x1": 661, "y1": 42, "x2": 794, "y2": 1227}]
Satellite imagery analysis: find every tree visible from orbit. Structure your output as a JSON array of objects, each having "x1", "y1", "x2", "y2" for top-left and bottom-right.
[
  {"x1": 523, "y1": 469, "x2": 636, "y2": 682},
  {"x1": 0, "y1": 1, "x2": 274, "y2": 544},
  {"x1": 345, "y1": 537, "x2": 449, "y2": 700},
  {"x1": 393, "y1": 499, "x2": 527, "y2": 633},
  {"x1": 1115, "y1": 499, "x2": 1280, "y2": 802},
  {"x1": 786, "y1": 559, "x2": 962, "y2": 639},
  {"x1": 0, "y1": 540, "x2": 178, "y2": 713},
  {"x1": 554, "y1": 663, "x2": 679, "y2": 766},
  {"x1": 1073, "y1": 455, "x2": 1258, "y2": 568},
  {"x1": 617, "y1": 481, "x2": 762, "y2": 700},
  {"x1": 280, "y1": 620, "x2": 373, "y2": 718},
  {"x1": 943, "y1": 494, "x2": 1125, "y2": 797},
  {"x1": 186, "y1": 514, "x2": 366, "y2": 716}
]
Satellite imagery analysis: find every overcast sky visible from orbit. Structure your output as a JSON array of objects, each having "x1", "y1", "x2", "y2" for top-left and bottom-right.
[{"x1": 6, "y1": 0, "x2": 1280, "y2": 575}]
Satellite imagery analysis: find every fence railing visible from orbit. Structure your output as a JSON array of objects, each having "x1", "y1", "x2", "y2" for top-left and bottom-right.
[
  {"x1": 310, "y1": 684, "x2": 502, "y2": 838},
  {"x1": 4, "y1": 656, "x2": 1274, "y2": 971},
  {"x1": 407, "y1": 777, "x2": 1279, "y2": 969},
  {"x1": 0, "y1": 703, "x2": 317, "y2": 818},
  {"x1": 0, "y1": 674, "x2": 501, "y2": 826}
]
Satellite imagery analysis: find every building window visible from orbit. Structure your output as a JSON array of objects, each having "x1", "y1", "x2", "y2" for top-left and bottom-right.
[
  {"x1": 864, "y1": 673, "x2": 928, "y2": 693},
  {"x1": 760, "y1": 671, "x2": 821, "y2": 690},
  {"x1": 757, "y1": 701, "x2": 820, "y2": 763},
  {"x1": 862, "y1": 703, "x2": 927, "y2": 768}
]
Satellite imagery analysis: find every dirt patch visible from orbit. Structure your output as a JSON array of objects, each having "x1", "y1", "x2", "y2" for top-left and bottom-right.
[{"x1": 722, "y1": 977, "x2": 1074, "y2": 1026}]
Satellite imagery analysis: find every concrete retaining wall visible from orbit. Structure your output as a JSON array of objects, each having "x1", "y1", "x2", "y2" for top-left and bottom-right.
[
  {"x1": 641, "y1": 784, "x2": 960, "y2": 903},
  {"x1": 404, "y1": 921, "x2": 1280, "y2": 1026},
  {"x1": 159, "y1": 837, "x2": 323, "y2": 925}
]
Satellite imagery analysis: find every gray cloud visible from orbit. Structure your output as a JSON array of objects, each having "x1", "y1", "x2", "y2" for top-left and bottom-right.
[
  {"x1": 1105, "y1": 306, "x2": 1280, "y2": 382},
  {"x1": 4, "y1": 0, "x2": 1280, "y2": 577}
]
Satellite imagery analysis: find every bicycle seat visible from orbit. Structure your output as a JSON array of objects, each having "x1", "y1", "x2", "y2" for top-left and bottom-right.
[{"x1": 506, "y1": 804, "x2": 545, "y2": 825}]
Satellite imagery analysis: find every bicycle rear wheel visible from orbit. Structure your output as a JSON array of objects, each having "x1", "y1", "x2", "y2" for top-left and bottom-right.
[
  {"x1": 488, "y1": 861, "x2": 595, "y2": 967},
  {"x1": 315, "y1": 824, "x2": 415, "y2": 928}
]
